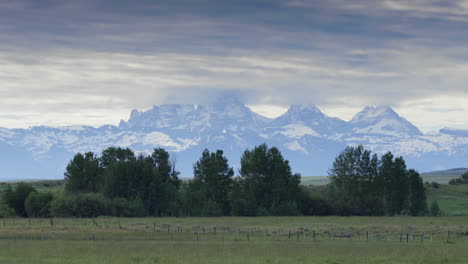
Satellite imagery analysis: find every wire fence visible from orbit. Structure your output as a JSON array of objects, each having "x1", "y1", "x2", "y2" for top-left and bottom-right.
[{"x1": 0, "y1": 217, "x2": 466, "y2": 243}]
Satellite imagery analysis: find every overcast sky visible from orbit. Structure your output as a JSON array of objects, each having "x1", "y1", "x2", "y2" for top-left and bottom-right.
[{"x1": 1, "y1": 0, "x2": 468, "y2": 132}]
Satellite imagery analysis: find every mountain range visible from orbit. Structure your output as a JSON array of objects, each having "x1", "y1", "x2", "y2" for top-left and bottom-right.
[{"x1": 1, "y1": 98, "x2": 467, "y2": 180}]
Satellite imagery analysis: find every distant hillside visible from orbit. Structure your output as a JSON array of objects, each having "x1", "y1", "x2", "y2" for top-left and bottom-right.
[
  {"x1": 301, "y1": 176, "x2": 330, "y2": 186},
  {"x1": 421, "y1": 168, "x2": 468, "y2": 184},
  {"x1": 426, "y1": 183, "x2": 468, "y2": 216}
]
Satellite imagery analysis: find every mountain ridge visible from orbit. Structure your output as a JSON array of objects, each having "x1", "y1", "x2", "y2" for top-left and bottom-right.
[{"x1": 0, "y1": 102, "x2": 467, "y2": 179}]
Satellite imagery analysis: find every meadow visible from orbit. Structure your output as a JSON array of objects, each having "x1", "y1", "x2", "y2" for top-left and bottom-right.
[
  {"x1": 0, "y1": 216, "x2": 467, "y2": 263},
  {"x1": 0, "y1": 176, "x2": 467, "y2": 263}
]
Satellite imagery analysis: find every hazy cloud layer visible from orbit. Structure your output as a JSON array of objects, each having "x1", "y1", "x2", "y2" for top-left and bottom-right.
[{"x1": 1, "y1": 0, "x2": 467, "y2": 131}]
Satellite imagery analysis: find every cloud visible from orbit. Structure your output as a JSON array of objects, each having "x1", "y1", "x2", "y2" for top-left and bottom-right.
[{"x1": 0, "y1": 0, "x2": 467, "y2": 131}]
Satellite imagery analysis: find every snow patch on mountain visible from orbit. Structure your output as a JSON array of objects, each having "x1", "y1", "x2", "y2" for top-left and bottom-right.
[
  {"x1": 278, "y1": 124, "x2": 320, "y2": 138},
  {"x1": 1, "y1": 102, "x2": 468, "y2": 179},
  {"x1": 285, "y1": 140, "x2": 309, "y2": 154}
]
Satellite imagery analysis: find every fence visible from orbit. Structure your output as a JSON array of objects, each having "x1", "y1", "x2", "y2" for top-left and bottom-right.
[{"x1": 0, "y1": 217, "x2": 466, "y2": 243}]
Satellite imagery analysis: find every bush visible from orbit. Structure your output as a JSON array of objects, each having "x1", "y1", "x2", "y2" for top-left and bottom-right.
[
  {"x1": 25, "y1": 192, "x2": 54, "y2": 217},
  {"x1": 51, "y1": 193, "x2": 110, "y2": 217},
  {"x1": 271, "y1": 201, "x2": 300, "y2": 216},
  {"x1": 449, "y1": 178, "x2": 463, "y2": 185},
  {"x1": 50, "y1": 194, "x2": 76, "y2": 217},
  {"x1": 0, "y1": 199, "x2": 15, "y2": 217},
  {"x1": 461, "y1": 172, "x2": 468, "y2": 182},
  {"x1": 2, "y1": 182, "x2": 36, "y2": 217},
  {"x1": 110, "y1": 197, "x2": 147, "y2": 217},
  {"x1": 429, "y1": 200, "x2": 441, "y2": 216},
  {"x1": 71, "y1": 193, "x2": 109, "y2": 217}
]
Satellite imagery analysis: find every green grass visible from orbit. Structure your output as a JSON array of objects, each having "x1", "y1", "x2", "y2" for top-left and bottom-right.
[
  {"x1": 427, "y1": 184, "x2": 468, "y2": 216},
  {"x1": 300, "y1": 176, "x2": 330, "y2": 186},
  {"x1": 0, "y1": 216, "x2": 467, "y2": 263},
  {"x1": 0, "y1": 179, "x2": 65, "y2": 192}
]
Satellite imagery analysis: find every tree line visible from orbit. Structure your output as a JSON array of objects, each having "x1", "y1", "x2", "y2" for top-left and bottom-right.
[{"x1": 0, "y1": 144, "x2": 435, "y2": 218}]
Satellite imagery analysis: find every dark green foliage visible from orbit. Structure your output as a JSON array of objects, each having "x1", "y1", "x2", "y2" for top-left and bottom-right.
[
  {"x1": 64, "y1": 152, "x2": 102, "y2": 193},
  {"x1": 2, "y1": 182, "x2": 36, "y2": 217},
  {"x1": 235, "y1": 144, "x2": 302, "y2": 216},
  {"x1": 50, "y1": 193, "x2": 109, "y2": 217},
  {"x1": 62, "y1": 147, "x2": 181, "y2": 217},
  {"x1": 50, "y1": 194, "x2": 75, "y2": 217},
  {"x1": 429, "y1": 200, "x2": 441, "y2": 216},
  {"x1": 449, "y1": 178, "x2": 463, "y2": 185},
  {"x1": 461, "y1": 172, "x2": 468, "y2": 182},
  {"x1": 189, "y1": 149, "x2": 234, "y2": 216},
  {"x1": 25, "y1": 192, "x2": 54, "y2": 217},
  {"x1": 328, "y1": 145, "x2": 382, "y2": 215},
  {"x1": 100, "y1": 147, "x2": 135, "y2": 168},
  {"x1": 27, "y1": 144, "x2": 432, "y2": 217},
  {"x1": 328, "y1": 145, "x2": 427, "y2": 216},
  {"x1": 407, "y1": 169, "x2": 427, "y2": 216},
  {"x1": 0, "y1": 199, "x2": 15, "y2": 217},
  {"x1": 449, "y1": 172, "x2": 468, "y2": 185}
]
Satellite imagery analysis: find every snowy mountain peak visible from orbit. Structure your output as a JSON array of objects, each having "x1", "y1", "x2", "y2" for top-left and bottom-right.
[
  {"x1": 2, "y1": 101, "x2": 468, "y2": 180},
  {"x1": 268, "y1": 104, "x2": 347, "y2": 137},
  {"x1": 288, "y1": 104, "x2": 322, "y2": 113},
  {"x1": 350, "y1": 105, "x2": 423, "y2": 137},
  {"x1": 350, "y1": 105, "x2": 396, "y2": 123}
]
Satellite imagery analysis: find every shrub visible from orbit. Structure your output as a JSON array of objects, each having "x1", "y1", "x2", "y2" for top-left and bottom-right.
[
  {"x1": 2, "y1": 182, "x2": 36, "y2": 217},
  {"x1": 25, "y1": 192, "x2": 54, "y2": 217},
  {"x1": 0, "y1": 199, "x2": 15, "y2": 218},
  {"x1": 51, "y1": 193, "x2": 110, "y2": 217},
  {"x1": 449, "y1": 178, "x2": 463, "y2": 185},
  {"x1": 429, "y1": 200, "x2": 441, "y2": 216}
]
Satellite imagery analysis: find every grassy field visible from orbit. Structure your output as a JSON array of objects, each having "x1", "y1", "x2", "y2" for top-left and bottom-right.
[
  {"x1": 427, "y1": 184, "x2": 468, "y2": 216},
  {"x1": 0, "y1": 216, "x2": 467, "y2": 263}
]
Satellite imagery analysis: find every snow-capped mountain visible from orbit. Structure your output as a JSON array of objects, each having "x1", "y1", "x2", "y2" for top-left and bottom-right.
[
  {"x1": 349, "y1": 106, "x2": 423, "y2": 137},
  {"x1": 0, "y1": 102, "x2": 467, "y2": 180}
]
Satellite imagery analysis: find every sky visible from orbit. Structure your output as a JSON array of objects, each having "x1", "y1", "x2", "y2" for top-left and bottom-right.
[{"x1": 1, "y1": 0, "x2": 468, "y2": 132}]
